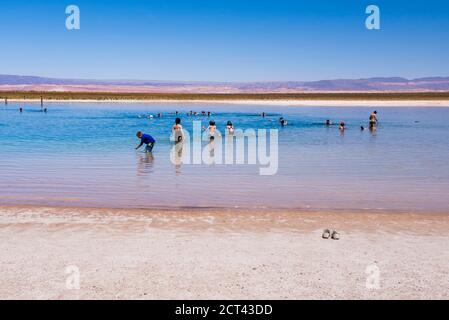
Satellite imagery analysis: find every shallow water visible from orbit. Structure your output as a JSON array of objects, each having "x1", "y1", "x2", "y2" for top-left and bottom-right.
[{"x1": 1, "y1": 102, "x2": 448, "y2": 212}]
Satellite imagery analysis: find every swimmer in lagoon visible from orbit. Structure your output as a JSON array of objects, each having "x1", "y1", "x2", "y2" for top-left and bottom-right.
[
  {"x1": 172, "y1": 118, "x2": 184, "y2": 143},
  {"x1": 339, "y1": 122, "x2": 346, "y2": 131},
  {"x1": 226, "y1": 121, "x2": 235, "y2": 135},
  {"x1": 207, "y1": 120, "x2": 217, "y2": 136},
  {"x1": 325, "y1": 120, "x2": 332, "y2": 126},
  {"x1": 279, "y1": 117, "x2": 288, "y2": 127},
  {"x1": 136, "y1": 131, "x2": 156, "y2": 153},
  {"x1": 369, "y1": 111, "x2": 378, "y2": 128}
]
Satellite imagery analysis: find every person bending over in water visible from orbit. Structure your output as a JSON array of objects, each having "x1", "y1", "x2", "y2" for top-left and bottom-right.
[
  {"x1": 339, "y1": 121, "x2": 346, "y2": 131},
  {"x1": 226, "y1": 121, "x2": 235, "y2": 135},
  {"x1": 172, "y1": 118, "x2": 184, "y2": 143},
  {"x1": 136, "y1": 131, "x2": 156, "y2": 153},
  {"x1": 369, "y1": 111, "x2": 378, "y2": 128}
]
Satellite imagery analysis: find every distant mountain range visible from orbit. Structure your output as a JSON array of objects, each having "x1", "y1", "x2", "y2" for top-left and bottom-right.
[{"x1": 1, "y1": 74, "x2": 449, "y2": 93}]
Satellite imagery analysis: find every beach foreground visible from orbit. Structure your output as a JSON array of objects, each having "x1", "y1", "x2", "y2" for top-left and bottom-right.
[{"x1": 1, "y1": 206, "x2": 448, "y2": 300}]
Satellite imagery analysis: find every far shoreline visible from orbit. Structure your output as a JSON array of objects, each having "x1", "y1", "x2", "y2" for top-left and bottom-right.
[
  {"x1": 4, "y1": 99, "x2": 449, "y2": 108},
  {"x1": 2, "y1": 91, "x2": 449, "y2": 107}
]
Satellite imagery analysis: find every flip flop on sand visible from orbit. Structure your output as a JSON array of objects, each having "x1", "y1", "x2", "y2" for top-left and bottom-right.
[
  {"x1": 331, "y1": 231, "x2": 340, "y2": 240},
  {"x1": 322, "y1": 229, "x2": 331, "y2": 239}
]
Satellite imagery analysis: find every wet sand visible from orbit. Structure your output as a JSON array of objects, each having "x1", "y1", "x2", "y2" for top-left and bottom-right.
[{"x1": 1, "y1": 206, "x2": 449, "y2": 300}]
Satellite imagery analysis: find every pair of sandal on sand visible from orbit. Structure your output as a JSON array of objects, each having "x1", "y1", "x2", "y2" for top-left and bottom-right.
[{"x1": 322, "y1": 229, "x2": 340, "y2": 240}]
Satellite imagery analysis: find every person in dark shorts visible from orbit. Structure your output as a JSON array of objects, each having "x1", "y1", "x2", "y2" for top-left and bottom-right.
[
  {"x1": 369, "y1": 111, "x2": 378, "y2": 128},
  {"x1": 136, "y1": 131, "x2": 156, "y2": 153}
]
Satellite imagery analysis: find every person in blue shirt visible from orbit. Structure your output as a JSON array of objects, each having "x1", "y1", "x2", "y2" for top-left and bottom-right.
[{"x1": 136, "y1": 131, "x2": 156, "y2": 153}]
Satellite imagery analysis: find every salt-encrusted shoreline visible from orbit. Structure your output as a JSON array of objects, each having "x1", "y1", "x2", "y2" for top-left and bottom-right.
[
  {"x1": 1, "y1": 205, "x2": 448, "y2": 300},
  {"x1": 5, "y1": 98, "x2": 449, "y2": 107}
]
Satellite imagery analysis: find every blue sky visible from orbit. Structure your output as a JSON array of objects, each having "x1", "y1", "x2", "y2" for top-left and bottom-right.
[{"x1": 0, "y1": 0, "x2": 448, "y2": 81}]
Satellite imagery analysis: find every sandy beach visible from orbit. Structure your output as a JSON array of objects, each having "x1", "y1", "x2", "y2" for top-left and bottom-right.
[{"x1": 1, "y1": 205, "x2": 448, "y2": 300}]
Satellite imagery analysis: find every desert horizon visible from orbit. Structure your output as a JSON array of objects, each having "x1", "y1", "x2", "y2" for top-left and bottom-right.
[{"x1": 2, "y1": 74, "x2": 449, "y2": 94}]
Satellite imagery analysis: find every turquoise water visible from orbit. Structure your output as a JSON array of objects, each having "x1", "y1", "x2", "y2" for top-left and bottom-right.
[{"x1": 1, "y1": 102, "x2": 449, "y2": 212}]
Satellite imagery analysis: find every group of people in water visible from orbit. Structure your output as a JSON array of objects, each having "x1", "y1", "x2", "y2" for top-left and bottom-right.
[
  {"x1": 281, "y1": 110, "x2": 378, "y2": 130},
  {"x1": 138, "y1": 110, "x2": 215, "y2": 119},
  {"x1": 17, "y1": 107, "x2": 48, "y2": 113},
  {"x1": 136, "y1": 110, "x2": 380, "y2": 153},
  {"x1": 135, "y1": 110, "x2": 379, "y2": 153},
  {"x1": 136, "y1": 116, "x2": 232, "y2": 153},
  {"x1": 326, "y1": 111, "x2": 379, "y2": 132},
  {"x1": 11, "y1": 97, "x2": 47, "y2": 113}
]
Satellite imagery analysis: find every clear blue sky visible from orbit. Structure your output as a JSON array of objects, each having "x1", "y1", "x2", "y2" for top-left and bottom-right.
[{"x1": 1, "y1": 0, "x2": 448, "y2": 81}]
